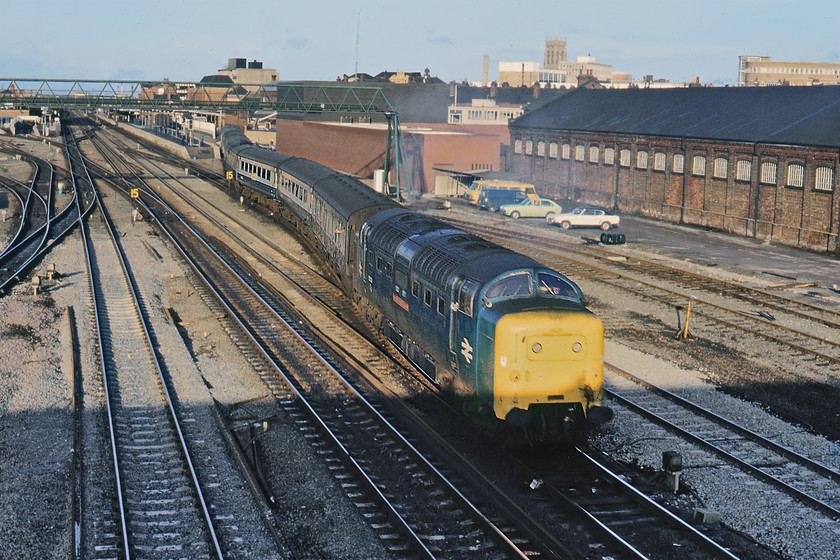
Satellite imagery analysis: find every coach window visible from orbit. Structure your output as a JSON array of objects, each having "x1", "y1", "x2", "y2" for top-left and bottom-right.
[{"x1": 424, "y1": 288, "x2": 432, "y2": 307}]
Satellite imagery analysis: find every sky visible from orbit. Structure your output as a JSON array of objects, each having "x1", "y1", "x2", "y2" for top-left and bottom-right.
[{"x1": 1, "y1": 0, "x2": 838, "y2": 86}]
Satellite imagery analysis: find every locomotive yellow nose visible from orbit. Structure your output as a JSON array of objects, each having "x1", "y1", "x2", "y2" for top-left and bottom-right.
[{"x1": 493, "y1": 310, "x2": 604, "y2": 420}]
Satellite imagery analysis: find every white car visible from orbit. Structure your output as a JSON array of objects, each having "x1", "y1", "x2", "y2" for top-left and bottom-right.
[{"x1": 547, "y1": 206, "x2": 620, "y2": 230}]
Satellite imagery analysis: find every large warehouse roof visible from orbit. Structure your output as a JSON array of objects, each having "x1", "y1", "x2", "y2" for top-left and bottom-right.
[{"x1": 510, "y1": 85, "x2": 840, "y2": 149}]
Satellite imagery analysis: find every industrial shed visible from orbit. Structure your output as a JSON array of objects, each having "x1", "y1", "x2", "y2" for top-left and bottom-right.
[{"x1": 506, "y1": 85, "x2": 840, "y2": 254}]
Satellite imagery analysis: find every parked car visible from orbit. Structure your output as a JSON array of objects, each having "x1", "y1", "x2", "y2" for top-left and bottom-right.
[
  {"x1": 477, "y1": 187, "x2": 529, "y2": 212},
  {"x1": 547, "y1": 206, "x2": 620, "y2": 230},
  {"x1": 500, "y1": 198, "x2": 563, "y2": 219}
]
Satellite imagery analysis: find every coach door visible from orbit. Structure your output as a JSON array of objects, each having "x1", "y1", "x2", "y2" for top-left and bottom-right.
[{"x1": 449, "y1": 276, "x2": 481, "y2": 386}]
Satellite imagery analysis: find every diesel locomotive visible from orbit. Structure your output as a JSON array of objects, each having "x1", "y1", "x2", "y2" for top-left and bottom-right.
[{"x1": 220, "y1": 125, "x2": 611, "y2": 439}]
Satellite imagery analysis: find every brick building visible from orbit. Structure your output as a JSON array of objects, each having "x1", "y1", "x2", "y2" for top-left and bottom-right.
[{"x1": 506, "y1": 86, "x2": 840, "y2": 254}]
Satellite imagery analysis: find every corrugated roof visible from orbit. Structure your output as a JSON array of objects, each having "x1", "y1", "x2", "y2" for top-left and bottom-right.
[{"x1": 510, "y1": 86, "x2": 840, "y2": 148}]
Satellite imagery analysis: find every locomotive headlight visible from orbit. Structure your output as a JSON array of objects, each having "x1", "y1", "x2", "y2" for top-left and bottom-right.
[
  {"x1": 572, "y1": 342, "x2": 583, "y2": 353},
  {"x1": 531, "y1": 342, "x2": 542, "y2": 354}
]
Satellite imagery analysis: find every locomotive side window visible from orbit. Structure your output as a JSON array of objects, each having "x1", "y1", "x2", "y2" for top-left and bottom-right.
[
  {"x1": 384, "y1": 262, "x2": 392, "y2": 276},
  {"x1": 537, "y1": 272, "x2": 581, "y2": 300},
  {"x1": 395, "y1": 270, "x2": 408, "y2": 292},
  {"x1": 411, "y1": 281, "x2": 419, "y2": 298},
  {"x1": 437, "y1": 297, "x2": 446, "y2": 316},
  {"x1": 377, "y1": 256, "x2": 383, "y2": 271},
  {"x1": 455, "y1": 278, "x2": 481, "y2": 317},
  {"x1": 485, "y1": 272, "x2": 532, "y2": 299},
  {"x1": 424, "y1": 288, "x2": 432, "y2": 307}
]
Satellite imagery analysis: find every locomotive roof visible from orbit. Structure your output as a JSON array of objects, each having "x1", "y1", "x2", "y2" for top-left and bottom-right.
[{"x1": 366, "y1": 208, "x2": 542, "y2": 286}]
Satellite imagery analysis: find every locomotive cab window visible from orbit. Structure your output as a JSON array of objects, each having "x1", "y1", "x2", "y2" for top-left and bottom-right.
[
  {"x1": 424, "y1": 288, "x2": 432, "y2": 307},
  {"x1": 376, "y1": 256, "x2": 383, "y2": 271},
  {"x1": 485, "y1": 272, "x2": 532, "y2": 299},
  {"x1": 437, "y1": 297, "x2": 446, "y2": 316},
  {"x1": 411, "y1": 280, "x2": 419, "y2": 298},
  {"x1": 537, "y1": 272, "x2": 582, "y2": 300}
]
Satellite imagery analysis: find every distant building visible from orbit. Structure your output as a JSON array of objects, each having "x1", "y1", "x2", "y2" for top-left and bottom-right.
[
  {"x1": 219, "y1": 58, "x2": 278, "y2": 89},
  {"x1": 500, "y1": 37, "x2": 625, "y2": 87},
  {"x1": 738, "y1": 56, "x2": 840, "y2": 86},
  {"x1": 543, "y1": 37, "x2": 568, "y2": 70},
  {"x1": 448, "y1": 99, "x2": 524, "y2": 125}
]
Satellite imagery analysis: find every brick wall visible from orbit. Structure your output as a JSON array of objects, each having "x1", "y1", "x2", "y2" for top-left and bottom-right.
[{"x1": 508, "y1": 129, "x2": 840, "y2": 254}]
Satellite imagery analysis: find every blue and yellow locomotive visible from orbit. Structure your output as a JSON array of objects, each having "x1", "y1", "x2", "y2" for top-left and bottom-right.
[{"x1": 220, "y1": 125, "x2": 611, "y2": 439}]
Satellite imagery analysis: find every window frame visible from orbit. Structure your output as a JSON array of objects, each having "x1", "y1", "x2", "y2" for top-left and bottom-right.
[
  {"x1": 713, "y1": 157, "x2": 728, "y2": 179},
  {"x1": 692, "y1": 155, "x2": 706, "y2": 176},
  {"x1": 786, "y1": 163, "x2": 804, "y2": 188},
  {"x1": 736, "y1": 159, "x2": 752, "y2": 182}
]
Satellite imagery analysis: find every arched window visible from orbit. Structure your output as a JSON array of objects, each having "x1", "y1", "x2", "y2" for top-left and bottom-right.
[
  {"x1": 692, "y1": 155, "x2": 706, "y2": 176},
  {"x1": 636, "y1": 151, "x2": 648, "y2": 169},
  {"x1": 549, "y1": 142, "x2": 558, "y2": 158},
  {"x1": 589, "y1": 146, "x2": 599, "y2": 163},
  {"x1": 760, "y1": 161, "x2": 777, "y2": 184},
  {"x1": 815, "y1": 166, "x2": 834, "y2": 191},
  {"x1": 653, "y1": 152, "x2": 666, "y2": 171},
  {"x1": 575, "y1": 145, "x2": 585, "y2": 161},
  {"x1": 736, "y1": 160, "x2": 751, "y2": 181},
  {"x1": 673, "y1": 154, "x2": 685, "y2": 174},
  {"x1": 619, "y1": 149, "x2": 631, "y2": 167},
  {"x1": 713, "y1": 157, "x2": 728, "y2": 179},
  {"x1": 561, "y1": 143, "x2": 571, "y2": 159},
  {"x1": 604, "y1": 147, "x2": 615, "y2": 165},
  {"x1": 786, "y1": 163, "x2": 804, "y2": 187}
]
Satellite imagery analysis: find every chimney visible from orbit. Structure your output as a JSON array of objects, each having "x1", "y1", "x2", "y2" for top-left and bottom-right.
[{"x1": 482, "y1": 55, "x2": 489, "y2": 86}]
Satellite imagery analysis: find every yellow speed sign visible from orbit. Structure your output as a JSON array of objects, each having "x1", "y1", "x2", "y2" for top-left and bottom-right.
[
  {"x1": 130, "y1": 188, "x2": 139, "y2": 199},
  {"x1": 226, "y1": 171, "x2": 233, "y2": 180}
]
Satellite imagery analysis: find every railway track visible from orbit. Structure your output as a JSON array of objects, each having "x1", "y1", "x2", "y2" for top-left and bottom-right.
[
  {"x1": 0, "y1": 141, "x2": 86, "y2": 291},
  {"x1": 66, "y1": 120, "x2": 226, "y2": 559},
  {"x1": 604, "y1": 362, "x2": 840, "y2": 520},
  {"x1": 84, "y1": 122, "x2": 756, "y2": 559}
]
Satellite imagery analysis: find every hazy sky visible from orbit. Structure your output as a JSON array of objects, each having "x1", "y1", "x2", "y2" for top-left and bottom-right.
[{"x1": 2, "y1": 0, "x2": 838, "y2": 86}]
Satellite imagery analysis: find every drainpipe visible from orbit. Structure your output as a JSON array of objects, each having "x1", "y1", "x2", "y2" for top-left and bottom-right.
[{"x1": 679, "y1": 138, "x2": 687, "y2": 225}]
